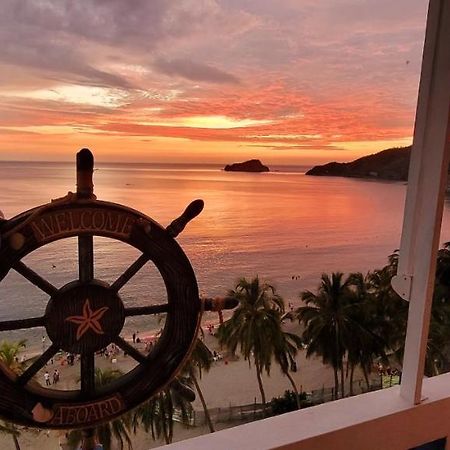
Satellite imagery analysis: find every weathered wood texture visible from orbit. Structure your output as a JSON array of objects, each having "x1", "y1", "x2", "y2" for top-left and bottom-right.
[{"x1": 0, "y1": 150, "x2": 203, "y2": 429}]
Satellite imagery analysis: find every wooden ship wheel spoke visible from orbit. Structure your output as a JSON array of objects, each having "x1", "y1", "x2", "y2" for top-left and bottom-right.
[
  {"x1": 80, "y1": 352, "x2": 95, "y2": 397},
  {"x1": 112, "y1": 337, "x2": 147, "y2": 364},
  {"x1": 0, "y1": 148, "x2": 237, "y2": 431},
  {"x1": 13, "y1": 260, "x2": 58, "y2": 297},
  {"x1": 78, "y1": 235, "x2": 94, "y2": 283},
  {"x1": 17, "y1": 344, "x2": 60, "y2": 386},
  {"x1": 110, "y1": 253, "x2": 151, "y2": 292},
  {"x1": 0, "y1": 315, "x2": 46, "y2": 332}
]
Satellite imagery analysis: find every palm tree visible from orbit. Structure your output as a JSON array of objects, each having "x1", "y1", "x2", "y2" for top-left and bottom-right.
[
  {"x1": 366, "y1": 265, "x2": 408, "y2": 360},
  {"x1": 132, "y1": 379, "x2": 193, "y2": 445},
  {"x1": 0, "y1": 339, "x2": 27, "y2": 449},
  {"x1": 363, "y1": 248, "x2": 450, "y2": 378},
  {"x1": 424, "y1": 244, "x2": 450, "y2": 376},
  {"x1": 70, "y1": 370, "x2": 194, "y2": 448},
  {"x1": 272, "y1": 330, "x2": 303, "y2": 409},
  {"x1": 217, "y1": 276, "x2": 284, "y2": 413},
  {"x1": 346, "y1": 272, "x2": 388, "y2": 392},
  {"x1": 425, "y1": 307, "x2": 450, "y2": 375},
  {"x1": 368, "y1": 246, "x2": 450, "y2": 377},
  {"x1": 0, "y1": 339, "x2": 26, "y2": 374},
  {"x1": 345, "y1": 272, "x2": 368, "y2": 393},
  {"x1": 296, "y1": 272, "x2": 354, "y2": 399},
  {"x1": 182, "y1": 338, "x2": 215, "y2": 432},
  {"x1": 68, "y1": 368, "x2": 133, "y2": 450}
]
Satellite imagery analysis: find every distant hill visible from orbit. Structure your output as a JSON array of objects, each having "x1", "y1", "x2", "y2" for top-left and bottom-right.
[
  {"x1": 306, "y1": 146, "x2": 412, "y2": 181},
  {"x1": 224, "y1": 159, "x2": 270, "y2": 172}
]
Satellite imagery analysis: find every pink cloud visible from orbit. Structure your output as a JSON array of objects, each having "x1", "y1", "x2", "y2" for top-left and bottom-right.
[{"x1": 0, "y1": 0, "x2": 427, "y2": 161}]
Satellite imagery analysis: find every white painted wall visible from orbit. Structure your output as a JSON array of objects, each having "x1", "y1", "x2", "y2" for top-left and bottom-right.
[{"x1": 160, "y1": 373, "x2": 450, "y2": 450}]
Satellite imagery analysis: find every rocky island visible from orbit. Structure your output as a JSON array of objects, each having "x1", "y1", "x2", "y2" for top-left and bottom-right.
[
  {"x1": 306, "y1": 146, "x2": 412, "y2": 181},
  {"x1": 224, "y1": 159, "x2": 270, "y2": 172}
]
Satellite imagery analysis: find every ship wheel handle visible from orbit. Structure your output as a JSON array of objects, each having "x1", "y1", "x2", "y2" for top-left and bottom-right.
[{"x1": 0, "y1": 149, "x2": 236, "y2": 429}]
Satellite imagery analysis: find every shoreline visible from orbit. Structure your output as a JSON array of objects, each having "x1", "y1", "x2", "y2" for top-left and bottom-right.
[{"x1": 4, "y1": 317, "x2": 380, "y2": 449}]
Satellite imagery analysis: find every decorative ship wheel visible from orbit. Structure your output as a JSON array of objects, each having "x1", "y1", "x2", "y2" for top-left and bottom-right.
[{"x1": 0, "y1": 149, "x2": 235, "y2": 431}]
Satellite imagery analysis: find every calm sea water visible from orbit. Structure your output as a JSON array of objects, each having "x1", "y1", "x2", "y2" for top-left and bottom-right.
[{"x1": 1, "y1": 161, "x2": 449, "y2": 346}]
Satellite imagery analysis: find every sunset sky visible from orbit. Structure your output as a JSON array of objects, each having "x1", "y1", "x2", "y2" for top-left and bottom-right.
[{"x1": 0, "y1": 0, "x2": 429, "y2": 164}]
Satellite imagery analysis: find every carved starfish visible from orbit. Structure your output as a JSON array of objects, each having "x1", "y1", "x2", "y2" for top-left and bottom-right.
[{"x1": 65, "y1": 299, "x2": 109, "y2": 340}]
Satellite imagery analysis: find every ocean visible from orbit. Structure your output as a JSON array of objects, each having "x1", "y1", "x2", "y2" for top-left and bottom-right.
[{"x1": 1, "y1": 161, "x2": 449, "y2": 347}]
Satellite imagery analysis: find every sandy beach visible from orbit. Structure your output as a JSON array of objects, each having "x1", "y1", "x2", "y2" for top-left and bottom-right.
[{"x1": 0, "y1": 317, "x2": 376, "y2": 450}]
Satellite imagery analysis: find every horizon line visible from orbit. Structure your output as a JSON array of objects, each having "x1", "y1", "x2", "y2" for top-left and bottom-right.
[{"x1": 0, "y1": 159, "x2": 314, "y2": 167}]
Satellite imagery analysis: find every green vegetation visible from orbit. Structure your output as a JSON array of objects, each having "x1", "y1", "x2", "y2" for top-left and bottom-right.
[
  {"x1": 0, "y1": 339, "x2": 27, "y2": 449},
  {"x1": 297, "y1": 272, "x2": 354, "y2": 399},
  {"x1": 68, "y1": 368, "x2": 133, "y2": 450},
  {"x1": 306, "y1": 146, "x2": 412, "y2": 180},
  {"x1": 272, "y1": 324, "x2": 303, "y2": 409},
  {"x1": 132, "y1": 378, "x2": 193, "y2": 445},
  {"x1": 69, "y1": 368, "x2": 195, "y2": 449},
  {"x1": 295, "y1": 242, "x2": 450, "y2": 401},
  {"x1": 1, "y1": 244, "x2": 449, "y2": 445},
  {"x1": 182, "y1": 338, "x2": 215, "y2": 433},
  {"x1": 217, "y1": 277, "x2": 298, "y2": 415},
  {"x1": 296, "y1": 271, "x2": 392, "y2": 399},
  {"x1": 269, "y1": 391, "x2": 310, "y2": 416},
  {"x1": 0, "y1": 339, "x2": 26, "y2": 374},
  {"x1": 218, "y1": 243, "x2": 450, "y2": 414}
]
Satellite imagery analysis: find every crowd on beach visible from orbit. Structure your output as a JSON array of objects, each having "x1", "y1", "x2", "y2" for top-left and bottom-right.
[{"x1": 21, "y1": 323, "x2": 225, "y2": 392}]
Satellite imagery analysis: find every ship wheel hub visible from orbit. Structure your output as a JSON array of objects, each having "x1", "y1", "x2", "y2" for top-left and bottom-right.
[{"x1": 45, "y1": 281, "x2": 125, "y2": 354}]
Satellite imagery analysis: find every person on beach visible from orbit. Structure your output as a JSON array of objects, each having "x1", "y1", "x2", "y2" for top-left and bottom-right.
[
  {"x1": 44, "y1": 371, "x2": 51, "y2": 386},
  {"x1": 53, "y1": 369, "x2": 60, "y2": 384},
  {"x1": 132, "y1": 332, "x2": 136, "y2": 344}
]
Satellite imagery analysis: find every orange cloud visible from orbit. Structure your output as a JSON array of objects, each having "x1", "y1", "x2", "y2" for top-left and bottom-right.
[{"x1": 0, "y1": 0, "x2": 424, "y2": 163}]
